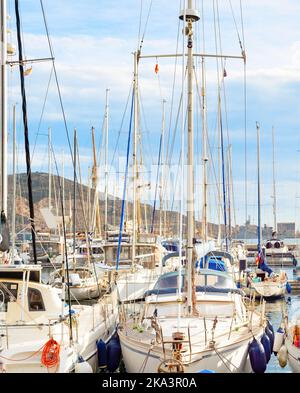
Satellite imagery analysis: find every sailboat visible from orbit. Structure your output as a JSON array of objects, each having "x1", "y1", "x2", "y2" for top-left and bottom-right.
[
  {"x1": 118, "y1": 1, "x2": 268, "y2": 373},
  {"x1": 0, "y1": 0, "x2": 119, "y2": 372},
  {"x1": 93, "y1": 58, "x2": 171, "y2": 303},
  {"x1": 241, "y1": 123, "x2": 287, "y2": 300},
  {"x1": 0, "y1": 264, "x2": 119, "y2": 373},
  {"x1": 264, "y1": 128, "x2": 289, "y2": 258},
  {"x1": 282, "y1": 301, "x2": 300, "y2": 372}
]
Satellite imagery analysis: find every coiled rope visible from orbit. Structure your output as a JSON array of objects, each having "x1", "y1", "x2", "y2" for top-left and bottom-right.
[
  {"x1": 41, "y1": 339, "x2": 61, "y2": 369},
  {"x1": 0, "y1": 338, "x2": 60, "y2": 370}
]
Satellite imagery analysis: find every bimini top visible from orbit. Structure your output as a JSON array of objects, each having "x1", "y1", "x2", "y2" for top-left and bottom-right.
[
  {"x1": 0, "y1": 264, "x2": 42, "y2": 283},
  {"x1": 195, "y1": 250, "x2": 234, "y2": 272},
  {"x1": 196, "y1": 257, "x2": 227, "y2": 272},
  {"x1": 144, "y1": 269, "x2": 241, "y2": 297},
  {"x1": 204, "y1": 250, "x2": 234, "y2": 264}
]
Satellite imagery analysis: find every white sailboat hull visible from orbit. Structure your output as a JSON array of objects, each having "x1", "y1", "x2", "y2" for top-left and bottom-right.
[
  {"x1": 119, "y1": 331, "x2": 258, "y2": 373},
  {"x1": 67, "y1": 283, "x2": 102, "y2": 301},
  {"x1": 116, "y1": 268, "x2": 161, "y2": 302},
  {"x1": 0, "y1": 291, "x2": 119, "y2": 373},
  {"x1": 243, "y1": 281, "x2": 286, "y2": 300}
]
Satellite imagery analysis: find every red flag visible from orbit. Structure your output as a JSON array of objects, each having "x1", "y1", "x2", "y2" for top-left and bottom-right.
[{"x1": 155, "y1": 63, "x2": 159, "y2": 74}]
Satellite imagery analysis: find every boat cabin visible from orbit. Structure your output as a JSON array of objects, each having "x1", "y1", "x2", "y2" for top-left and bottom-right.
[
  {"x1": 0, "y1": 265, "x2": 62, "y2": 324},
  {"x1": 77, "y1": 242, "x2": 104, "y2": 257},
  {"x1": 143, "y1": 270, "x2": 243, "y2": 319}
]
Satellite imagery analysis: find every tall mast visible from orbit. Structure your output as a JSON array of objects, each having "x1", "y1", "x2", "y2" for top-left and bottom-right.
[
  {"x1": 180, "y1": 1, "x2": 199, "y2": 314},
  {"x1": 15, "y1": 0, "x2": 37, "y2": 264},
  {"x1": 113, "y1": 181, "x2": 116, "y2": 229},
  {"x1": 87, "y1": 166, "x2": 91, "y2": 231},
  {"x1": 91, "y1": 126, "x2": 101, "y2": 237},
  {"x1": 0, "y1": 0, "x2": 7, "y2": 217},
  {"x1": 272, "y1": 126, "x2": 277, "y2": 233},
  {"x1": 62, "y1": 149, "x2": 65, "y2": 235},
  {"x1": 256, "y1": 122, "x2": 262, "y2": 250},
  {"x1": 48, "y1": 127, "x2": 52, "y2": 211},
  {"x1": 217, "y1": 101, "x2": 222, "y2": 246},
  {"x1": 104, "y1": 88, "x2": 110, "y2": 233},
  {"x1": 227, "y1": 145, "x2": 232, "y2": 242},
  {"x1": 132, "y1": 51, "x2": 139, "y2": 265},
  {"x1": 11, "y1": 104, "x2": 17, "y2": 260},
  {"x1": 62, "y1": 150, "x2": 65, "y2": 225},
  {"x1": 73, "y1": 129, "x2": 77, "y2": 262},
  {"x1": 201, "y1": 56, "x2": 208, "y2": 243},
  {"x1": 159, "y1": 99, "x2": 166, "y2": 237}
]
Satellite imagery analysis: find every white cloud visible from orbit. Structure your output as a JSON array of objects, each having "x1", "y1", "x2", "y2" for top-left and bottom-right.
[{"x1": 7, "y1": 0, "x2": 300, "y2": 227}]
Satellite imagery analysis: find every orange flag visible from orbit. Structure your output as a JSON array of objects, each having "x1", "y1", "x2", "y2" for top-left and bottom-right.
[{"x1": 155, "y1": 63, "x2": 159, "y2": 74}]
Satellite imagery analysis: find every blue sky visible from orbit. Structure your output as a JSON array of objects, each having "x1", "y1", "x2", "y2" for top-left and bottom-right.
[{"x1": 6, "y1": 0, "x2": 300, "y2": 229}]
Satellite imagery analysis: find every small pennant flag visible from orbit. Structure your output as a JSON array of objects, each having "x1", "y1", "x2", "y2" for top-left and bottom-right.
[
  {"x1": 155, "y1": 63, "x2": 159, "y2": 74},
  {"x1": 256, "y1": 248, "x2": 264, "y2": 266},
  {"x1": 223, "y1": 68, "x2": 227, "y2": 78}
]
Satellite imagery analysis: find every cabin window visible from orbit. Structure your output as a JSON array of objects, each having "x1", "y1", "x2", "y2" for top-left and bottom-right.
[
  {"x1": 0, "y1": 282, "x2": 18, "y2": 312},
  {"x1": 28, "y1": 288, "x2": 45, "y2": 311}
]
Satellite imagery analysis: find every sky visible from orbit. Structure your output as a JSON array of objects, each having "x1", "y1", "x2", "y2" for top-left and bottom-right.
[{"x1": 5, "y1": 0, "x2": 300, "y2": 229}]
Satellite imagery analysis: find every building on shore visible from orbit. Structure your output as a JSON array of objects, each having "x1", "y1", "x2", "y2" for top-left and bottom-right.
[{"x1": 277, "y1": 222, "x2": 295, "y2": 238}]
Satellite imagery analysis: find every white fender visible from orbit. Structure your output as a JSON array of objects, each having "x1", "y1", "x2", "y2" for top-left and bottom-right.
[
  {"x1": 273, "y1": 329, "x2": 284, "y2": 354},
  {"x1": 277, "y1": 344, "x2": 288, "y2": 368},
  {"x1": 75, "y1": 360, "x2": 93, "y2": 373}
]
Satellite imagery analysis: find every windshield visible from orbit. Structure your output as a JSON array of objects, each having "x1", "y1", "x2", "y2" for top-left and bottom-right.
[
  {"x1": 195, "y1": 272, "x2": 235, "y2": 289},
  {"x1": 154, "y1": 271, "x2": 234, "y2": 291}
]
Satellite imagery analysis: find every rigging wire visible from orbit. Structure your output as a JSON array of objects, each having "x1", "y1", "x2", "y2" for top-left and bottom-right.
[
  {"x1": 39, "y1": 0, "x2": 74, "y2": 172},
  {"x1": 137, "y1": 0, "x2": 143, "y2": 50},
  {"x1": 31, "y1": 66, "x2": 54, "y2": 164},
  {"x1": 217, "y1": 3, "x2": 238, "y2": 237},
  {"x1": 138, "y1": 87, "x2": 154, "y2": 165},
  {"x1": 178, "y1": 0, "x2": 186, "y2": 328},
  {"x1": 165, "y1": 9, "x2": 181, "y2": 170},
  {"x1": 51, "y1": 144, "x2": 73, "y2": 344},
  {"x1": 228, "y1": 0, "x2": 244, "y2": 52},
  {"x1": 212, "y1": 0, "x2": 223, "y2": 243},
  {"x1": 239, "y1": 0, "x2": 248, "y2": 235},
  {"x1": 163, "y1": 0, "x2": 183, "y2": 221},
  {"x1": 150, "y1": 125, "x2": 163, "y2": 233},
  {"x1": 110, "y1": 82, "x2": 133, "y2": 168},
  {"x1": 138, "y1": 0, "x2": 153, "y2": 53},
  {"x1": 39, "y1": 0, "x2": 96, "y2": 246},
  {"x1": 116, "y1": 89, "x2": 134, "y2": 271}
]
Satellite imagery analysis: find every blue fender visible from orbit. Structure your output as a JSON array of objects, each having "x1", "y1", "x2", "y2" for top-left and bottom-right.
[
  {"x1": 261, "y1": 333, "x2": 271, "y2": 363},
  {"x1": 265, "y1": 325, "x2": 274, "y2": 353},
  {"x1": 249, "y1": 338, "x2": 267, "y2": 373},
  {"x1": 97, "y1": 339, "x2": 107, "y2": 368},
  {"x1": 107, "y1": 335, "x2": 121, "y2": 372}
]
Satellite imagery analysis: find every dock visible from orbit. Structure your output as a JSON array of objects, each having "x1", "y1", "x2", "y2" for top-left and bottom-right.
[
  {"x1": 246, "y1": 243, "x2": 299, "y2": 267},
  {"x1": 247, "y1": 256, "x2": 298, "y2": 267}
]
